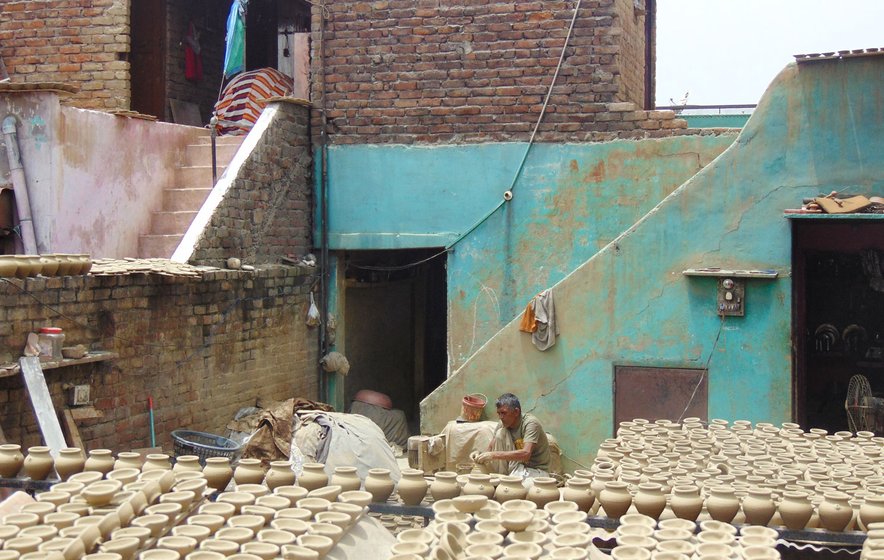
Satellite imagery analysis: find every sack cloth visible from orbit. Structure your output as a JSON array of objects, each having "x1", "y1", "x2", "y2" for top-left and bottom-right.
[{"x1": 238, "y1": 398, "x2": 334, "y2": 467}]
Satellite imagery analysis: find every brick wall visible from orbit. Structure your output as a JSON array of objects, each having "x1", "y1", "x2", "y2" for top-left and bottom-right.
[
  {"x1": 0, "y1": 267, "x2": 319, "y2": 451},
  {"x1": 309, "y1": 0, "x2": 683, "y2": 144},
  {"x1": 189, "y1": 101, "x2": 313, "y2": 268},
  {"x1": 0, "y1": 0, "x2": 131, "y2": 110},
  {"x1": 613, "y1": 0, "x2": 647, "y2": 106}
]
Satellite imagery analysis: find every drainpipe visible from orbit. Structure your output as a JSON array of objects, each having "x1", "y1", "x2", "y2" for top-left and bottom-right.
[
  {"x1": 2, "y1": 116, "x2": 38, "y2": 255},
  {"x1": 317, "y1": 3, "x2": 330, "y2": 405}
]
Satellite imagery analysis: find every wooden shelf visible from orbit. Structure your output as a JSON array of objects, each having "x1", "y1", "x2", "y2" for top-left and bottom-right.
[{"x1": 0, "y1": 352, "x2": 117, "y2": 378}]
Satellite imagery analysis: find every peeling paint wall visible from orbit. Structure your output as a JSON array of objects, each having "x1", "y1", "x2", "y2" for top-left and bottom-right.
[
  {"x1": 421, "y1": 57, "x2": 884, "y2": 470},
  {"x1": 0, "y1": 90, "x2": 205, "y2": 257}
]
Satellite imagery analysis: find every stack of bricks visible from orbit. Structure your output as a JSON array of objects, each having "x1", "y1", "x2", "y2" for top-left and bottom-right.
[
  {"x1": 0, "y1": 0, "x2": 131, "y2": 110},
  {"x1": 0, "y1": 266, "x2": 319, "y2": 451}
]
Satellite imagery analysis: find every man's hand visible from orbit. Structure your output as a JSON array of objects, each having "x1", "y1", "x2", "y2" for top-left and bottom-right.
[{"x1": 475, "y1": 451, "x2": 494, "y2": 464}]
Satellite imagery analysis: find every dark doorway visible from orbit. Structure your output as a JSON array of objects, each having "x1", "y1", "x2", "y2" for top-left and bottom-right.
[
  {"x1": 130, "y1": 0, "x2": 167, "y2": 119},
  {"x1": 793, "y1": 219, "x2": 884, "y2": 433},
  {"x1": 614, "y1": 366, "x2": 708, "y2": 432},
  {"x1": 342, "y1": 249, "x2": 448, "y2": 434}
]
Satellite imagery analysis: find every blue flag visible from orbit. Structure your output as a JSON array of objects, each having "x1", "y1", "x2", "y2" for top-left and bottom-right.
[{"x1": 223, "y1": 0, "x2": 247, "y2": 78}]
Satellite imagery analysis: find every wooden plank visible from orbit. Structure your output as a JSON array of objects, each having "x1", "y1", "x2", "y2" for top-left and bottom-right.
[
  {"x1": 61, "y1": 409, "x2": 84, "y2": 450},
  {"x1": 19, "y1": 357, "x2": 67, "y2": 455}
]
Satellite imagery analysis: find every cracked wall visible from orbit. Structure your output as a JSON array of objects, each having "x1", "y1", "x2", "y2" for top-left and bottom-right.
[{"x1": 421, "y1": 56, "x2": 884, "y2": 470}]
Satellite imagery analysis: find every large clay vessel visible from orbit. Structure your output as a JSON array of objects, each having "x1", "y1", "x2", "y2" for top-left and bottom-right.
[
  {"x1": 669, "y1": 485, "x2": 704, "y2": 522},
  {"x1": 364, "y1": 468, "x2": 395, "y2": 503},
  {"x1": 55, "y1": 448, "x2": 86, "y2": 481},
  {"x1": 590, "y1": 471, "x2": 614, "y2": 515},
  {"x1": 202, "y1": 457, "x2": 234, "y2": 491},
  {"x1": 397, "y1": 469, "x2": 428, "y2": 506},
  {"x1": 462, "y1": 473, "x2": 495, "y2": 499},
  {"x1": 527, "y1": 477, "x2": 560, "y2": 509},
  {"x1": 742, "y1": 488, "x2": 777, "y2": 526},
  {"x1": 84, "y1": 449, "x2": 115, "y2": 475},
  {"x1": 561, "y1": 477, "x2": 594, "y2": 513},
  {"x1": 705, "y1": 485, "x2": 740, "y2": 524},
  {"x1": 233, "y1": 458, "x2": 266, "y2": 485},
  {"x1": 598, "y1": 481, "x2": 632, "y2": 519},
  {"x1": 23, "y1": 446, "x2": 54, "y2": 480},
  {"x1": 264, "y1": 461, "x2": 296, "y2": 490},
  {"x1": 0, "y1": 444, "x2": 25, "y2": 477},
  {"x1": 329, "y1": 467, "x2": 361, "y2": 492},
  {"x1": 861, "y1": 496, "x2": 884, "y2": 529},
  {"x1": 818, "y1": 491, "x2": 853, "y2": 532},
  {"x1": 494, "y1": 475, "x2": 528, "y2": 503},
  {"x1": 298, "y1": 463, "x2": 329, "y2": 491},
  {"x1": 778, "y1": 491, "x2": 813, "y2": 530},
  {"x1": 633, "y1": 482, "x2": 666, "y2": 520},
  {"x1": 430, "y1": 471, "x2": 461, "y2": 500}
]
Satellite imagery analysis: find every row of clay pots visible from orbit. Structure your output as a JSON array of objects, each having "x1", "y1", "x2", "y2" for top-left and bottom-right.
[{"x1": 0, "y1": 254, "x2": 92, "y2": 278}]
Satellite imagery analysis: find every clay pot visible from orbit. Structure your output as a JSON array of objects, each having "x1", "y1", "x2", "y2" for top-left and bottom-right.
[
  {"x1": 114, "y1": 452, "x2": 143, "y2": 471},
  {"x1": 233, "y1": 458, "x2": 266, "y2": 485},
  {"x1": 778, "y1": 490, "x2": 813, "y2": 530},
  {"x1": 23, "y1": 446, "x2": 54, "y2": 480},
  {"x1": 462, "y1": 473, "x2": 495, "y2": 498},
  {"x1": 669, "y1": 485, "x2": 703, "y2": 522},
  {"x1": 173, "y1": 455, "x2": 203, "y2": 473},
  {"x1": 818, "y1": 491, "x2": 853, "y2": 532},
  {"x1": 84, "y1": 449, "x2": 115, "y2": 475},
  {"x1": 560, "y1": 477, "x2": 594, "y2": 513},
  {"x1": 633, "y1": 482, "x2": 666, "y2": 520},
  {"x1": 142, "y1": 454, "x2": 172, "y2": 472},
  {"x1": 203, "y1": 457, "x2": 234, "y2": 491},
  {"x1": 297, "y1": 463, "x2": 328, "y2": 491},
  {"x1": 0, "y1": 443, "x2": 25, "y2": 477},
  {"x1": 527, "y1": 477, "x2": 560, "y2": 509},
  {"x1": 39, "y1": 256, "x2": 59, "y2": 277},
  {"x1": 705, "y1": 485, "x2": 740, "y2": 524},
  {"x1": 264, "y1": 461, "x2": 296, "y2": 490},
  {"x1": 430, "y1": 471, "x2": 461, "y2": 500},
  {"x1": 55, "y1": 448, "x2": 86, "y2": 481},
  {"x1": 329, "y1": 466, "x2": 361, "y2": 492},
  {"x1": 861, "y1": 496, "x2": 884, "y2": 529},
  {"x1": 598, "y1": 481, "x2": 632, "y2": 519},
  {"x1": 397, "y1": 468, "x2": 428, "y2": 506},
  {"x1": 0, "y1": 255, "x2": 18, "y2": 277},
  {"x1": 364, "y1": 468, "x2": 395, "y2": 502},
  {"x1": 494, "y1": 475, "x2": 528, "y2": 503},
  {"x1": 741, "y1": 488, "x2": 776, "y2": 527}
]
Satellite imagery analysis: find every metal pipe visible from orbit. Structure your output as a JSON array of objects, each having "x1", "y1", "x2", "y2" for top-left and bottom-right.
[
  {"x1": 210, "y1": 115, "x2": 218, "y2": 185},
  {"x1": 317, "y1": 2, "x2": 330, "y2": 406},
  {"x1": 2, "y1": 115, "x2": 38, "y2": 254}
]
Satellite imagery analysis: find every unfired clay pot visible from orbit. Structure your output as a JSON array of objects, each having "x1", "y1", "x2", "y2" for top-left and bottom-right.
[
  {"x1": 364, "y1": 468, "x2": 395, "y2": 503},
  {"x1": 669, "y1": 485, "x2": 704, "y2": 522},
  {"x1": 778, "y1": 491, "x2": 813, "y2": 531},
  {"x1": 114, "y1": 452, "x2": 143, "y2": 471},
  {"x1": 264, "y1": 461, "x2": 296, "y2": 490},
  {"x1": 23, "y1": 446, "x2": 54, "y2": 480},
  {"x1": 329, "y1": 466, "x2": 361, "y2": 492},
  {"x1": 84, "y1": 449, "x2": 115, "y2": 475},
  {"x1": 397, "y1": 468, "x2": 428, "y2": 506},
  {"x1": 705, "y1": 486, "x2": 740, "y2": 524},
  {"x1": 598, "y1": 481, "x2": 632, "y2": 519},
  {"x1": 430, "y1": 472, "x2": 461, "y2": 500},
  {"x1": 202, "y1": 457, "x2": 234, "y2": 491},
  {"x1": 494, "y1": 475, "x2": 528, "y2": 503},
  {"x1": 462, "y1": 473, "x2": 494, "y2": 499},
  {"x1": 742, "y1": 488, "x2": 776, "y2": 526},
  {"x1": 297, "y1": 463, "x2": 328, "y2": 491},
  {"x1": 233, "y1": 458, "x2": 265, "y2": 485},
  {"x1": 172, "y1": 456, "x2": 203, "y2": 473},
  {"x1": 142, "y1": 454, "x2": 172, "y2": 472},
  {"x1": 561, "y1": 478, "x2": 594, "y2": 513},
  {"x1": 55, "y1": 448, "x2": 86, "y2": 481},
  {"x1": 861, "y1": 496, "x2": 884, "y2": 529},
  {"x1": 0, "y1": 443, "x2": 24, "y2": 478},
  {"x1": 818, "y1": 491, "x2": 853, "y2": 532},
  {"x1": 526, "y1": 477, "x2": 560, "y2": 509},
  {"x1": 633, "y1": 482, "x2": 666, "y2": 520}
]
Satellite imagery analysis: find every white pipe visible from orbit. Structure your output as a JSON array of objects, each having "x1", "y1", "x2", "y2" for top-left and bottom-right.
[{"x1": 2, "y1": 115, "x2": 37, "y2": 254}]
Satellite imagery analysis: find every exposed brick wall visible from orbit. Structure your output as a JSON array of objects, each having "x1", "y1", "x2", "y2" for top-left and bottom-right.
[
  {"x1": 309, "y1": 0, "x2": 687, "y2": 144},
  {"x1": 189, "y1": 101, "x2": 313, "y2": 267},
  {"x1": 0, "y1": 0, "x2": 131, "y2": 110},
  {"x1": 0, "y1": 267, "x2": 319, "y2": 451},
  {"x1": 613, "y1": 0, "x2": 647, "y2": 106}
]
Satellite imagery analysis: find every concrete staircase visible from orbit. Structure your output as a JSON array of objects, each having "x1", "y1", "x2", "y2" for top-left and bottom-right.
[{"x1": 138, "y1": 135, "x2": 244, "y2": 258}]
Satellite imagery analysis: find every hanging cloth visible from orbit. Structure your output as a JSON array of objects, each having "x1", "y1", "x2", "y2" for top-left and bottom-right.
[
  {"x1": 183, "y1": 22, "x2": 203, "y2": 82},
  {"x1": 223, "y1": 0, "x2": 248, "y2": 79},
  {"x1": 519, "y1": 289, "x2": 559, "y2": 351}
]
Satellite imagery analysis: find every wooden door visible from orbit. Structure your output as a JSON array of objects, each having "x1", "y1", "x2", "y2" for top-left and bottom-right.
[
  {"x1": 130, "y1": 0, "x2": 167, "y2": 119},
  {"x1": 614, "y1": 366, "x2": 708, "y2": 430}
]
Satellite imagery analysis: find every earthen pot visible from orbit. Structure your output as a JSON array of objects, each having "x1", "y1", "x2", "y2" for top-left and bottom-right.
[
  {"x1": 23, "y1": 446, "x2": 54, "y2": 480},
  {"x1": 55, "y1": 448, "x2": 86, "y2": 481},
  {"x1": 494, "y1": 475, "x2": 528, "y2": 503},
  {"x1": 430, "y1": 471, "x2": 461, "y2": 500},
  {"x1": 632, "y1": 482, "x2": 666, "y2": 520},
  {"x1": 203, "y1": 457, "x2": 234, "y2": 491},
  {"x1": 0, "y1": 443, "x2": 25, "y2": 477},
  {"x1": 560, "y1": 477, "x2": 594, "y2": 512},
  {"x1": 264, "y1": 461, "x2": 296, "y2": 490},
  {"x1": 84, "y1": 449, "x2": 115, "y2": 475},
  {"x1": 705, "y1": 485, "x2": 740, "y2": 524},
  {"x1": 364, "y1": 468, "x2": 395, "y2": 502},
  {"x1": 598, "y1": 481, "x2": 632, "y2": 519},
  {"x1": 778, "y1": 490, "x2": 813, "y2": 531},
  {"x1": 297, "y1": 463, "x2": 328, "y2": 491},
  {"x1": 329, "y1": 466, "x2": 361, "y2": 493},
  {"x1": 397, "y1": 468, "x2": 428, "y2": 506},
  {"x1": 233, "y1": 458, "x2": 266, "y2": 485},
  {"x1": 818, "y1": 491, "x2": 853, "y2": 532}
]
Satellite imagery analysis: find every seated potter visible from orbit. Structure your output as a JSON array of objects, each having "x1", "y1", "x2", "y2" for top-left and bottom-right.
[{"x1": 474, "y1": 393, "x2": 550, "y2": 482}]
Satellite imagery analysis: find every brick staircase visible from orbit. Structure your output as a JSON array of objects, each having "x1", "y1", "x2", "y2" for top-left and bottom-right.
[{"x1": 138, "y1": 135, "x2": 244, "y2": 258}]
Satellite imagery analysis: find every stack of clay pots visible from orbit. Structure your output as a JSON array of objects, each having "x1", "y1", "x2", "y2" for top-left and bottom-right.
[
  {"x1": 581, "y1": 418, "x2": 884, "y2": 533},
  {"x1": 0, "y1": 254, "x2": 92, "y2": 278}
]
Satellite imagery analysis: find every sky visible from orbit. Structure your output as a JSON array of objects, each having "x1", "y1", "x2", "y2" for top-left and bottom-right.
[{"x1": 655, "y1": 0, "x2": 884, "y2": 107}]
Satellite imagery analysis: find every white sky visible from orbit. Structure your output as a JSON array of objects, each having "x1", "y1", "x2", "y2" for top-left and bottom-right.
[{"x1": 655, "y1": 0, "x2": 884, "y2": 107}]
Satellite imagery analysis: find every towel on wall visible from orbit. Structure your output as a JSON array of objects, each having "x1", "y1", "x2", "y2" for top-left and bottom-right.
[{"x1": 519, "y1": 289, "x2": 559, "y2": 351}]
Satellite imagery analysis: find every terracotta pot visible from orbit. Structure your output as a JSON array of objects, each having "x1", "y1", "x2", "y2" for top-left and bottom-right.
[
  {"x1": 23, "y1": 446, "x2": 54, "y2": 480},
  {"x1": 202, "y1": 457, "x2": 234, "y2": 491},
  {"x1": 705, "y1": 485, "x2": 740, "y2": 524},
  {"x1": 364, "y1": 468, "x2": 395, "y2": 502},
  {"x1": 397, "y1": 468, "x2": 428, "y2": 506},
  {"x1": 778, "y1": 490, "x2": 813, "y2": 530},
  {"x1": 598, "y1": 481, "x2": 632, "y2": 519},
  {"x1": 298, "y1": 463, "x2": 328, "y2": 491},
  {"x1": 264, "y1": 461, "x2": 296, "y2": 490},
  {"x1": 430, "y1": 471, "x2": 461, "y2": 500},
  {"x1": 233, "y1": 458, "x2": 266, "y2": 485},
  {"x1": 633, "y1": 482, "x2": 666, "y2": 520},
  {"x1": 527, "y1": 477, "x2": 560, "y2": 509},
  {"x1": 329, "y1": 466, "x2": 361, "y2": 492},
  {"x1": 494, "y1": 475, "x2": 528, "y2": 503},
  {"x1": 742, "y1": 488, "x2": 777, "y2": 526},
  {"x1": 0, "y1": 443, "x2": 24, "y2": 478},
  {"x1": 818, "y1": 491, "x2": 853, "y2": 532},
  {"x1": 83, "y1": 449, "x2": 115, "y2": 475},
  {"x1": 142, "y1": 454, "x2": 172, "y2": 472},
  {"x1": 561, "y1": 477, "x2": 594, "y2": 513}
]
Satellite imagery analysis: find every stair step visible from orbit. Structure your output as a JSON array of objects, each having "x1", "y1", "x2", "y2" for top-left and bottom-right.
[
  {"x1": 163, "y1": 187, "x2": 213, "y2": 211},
  {"x1": 151, "y1": 211, "x2": 198, "y2": 235},
  {"x1": 176, "y1": 165, "x2": 217, "y2": 187},
  {"x1": 139, "y1": 234, "x2": 183, "y2": 258},
  {"x1": 185, "y1": 143, "x2": 241, "y2": 167},
  {"x1": 191, "y1": 135, "x2": 245, "y2": 146}
]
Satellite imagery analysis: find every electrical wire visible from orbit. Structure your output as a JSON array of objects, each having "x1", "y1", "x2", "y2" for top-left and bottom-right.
[
  {"x1": 676, "y1": 314, "x2": 726, "y2": 423},
  {"x1": 347, "y1": 247, "x2": 451, "y2": 272}
]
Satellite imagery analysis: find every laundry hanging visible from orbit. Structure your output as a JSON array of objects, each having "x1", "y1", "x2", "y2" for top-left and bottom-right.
[
  {"x1": 183, "y1": 21, "x2": 203, "y2": 82},
  {"x1": 519, "y1": 289, "x2": 559, "y2": 351}
]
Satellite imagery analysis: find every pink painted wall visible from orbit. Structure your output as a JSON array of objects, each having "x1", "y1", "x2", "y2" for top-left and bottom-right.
[{"x1": 0, "y1": 89, "x2": 205, "y2": 257}]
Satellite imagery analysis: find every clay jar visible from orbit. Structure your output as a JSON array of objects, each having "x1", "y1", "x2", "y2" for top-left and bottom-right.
[
  {"x1": 669, "y1": 485, "x2": 704, "y2": 522},
  {"x1": 142, "y1": 454, "x2": 172, "y2": 472},
  {"x1": 23, "y1": 446, "x2": 54, "y2": 480},
  {"x1": 818, "y1": 491, "x2": 853, "y2": 532},
  {"x1": 430, "y1": 471, "x2": 461, "y2": 500},
  {"x1": 462, "y1": 473, "x2": 495, "y2": 499},
  {"x1": 633, "y1": 482, "x2": 666, "y2": 520},
  {"x1": 705, "y1": 485, "x2": 740, "y2": 524},
  {"x1": 55, "y1": 448, "x2": 86, "y2": 481},
  {"x1": 329, "y1": 466, "x2": 361, "y2": 493},
  {"x1": 298, "y1": 463, "x2": 328, "y2": 491},
  {"x1": 861, "y1": 496, "x2": 884, "y2": 529},
  {"x1": 173, "y1": 456, "x2": 203, "y2": 474},
  {"x1": 264, "y1": 461, "x2": 297, "y2": 490},
  {"x1": 0, "y1": 443, "x2": 25, "y2": 477},
  {"x1": 84, "y1": 449, "x2": 116, "y2": 475},
  {"x1": 114, "y1": 452, "x2": 143, "y2": 471},
  {"x1": 598, "y1": 481, "x2": 632, "y2": 519},
  {"x1": 202, "y1": 457, "x2": 234, "y2": 491},
  {"x1": 397, "y1": 468, "x2": 428, "y2": 506},
  {"x1": 527, "y1": 477, "x2": 560, "y2": 509},
  {"x1": 233, "y1": 458, "x2": 266, "y2": 485},
  {"x1": 494, "y1": 475, "x2": 528, "y2": 503},
  {"x1": 561, "y1": 477, "x2": 594, "y2": 513},
  {"x1": 778, "y1": 490, "x2": 813, "y2": 530},
  {"x1": 742, "y1": 488, "x2": 777, "y2": 526},
  {"x1": 364, "y1": 468, "x2": 395, "y2": 503}
]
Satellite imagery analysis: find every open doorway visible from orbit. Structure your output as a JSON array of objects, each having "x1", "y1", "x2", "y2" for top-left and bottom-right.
[
  {"x1": 341, "y1": 249, "x2": 448, "y2": 435},
  {"x1": 793, "y1": 219, "x2": 884, "y2": 433}
]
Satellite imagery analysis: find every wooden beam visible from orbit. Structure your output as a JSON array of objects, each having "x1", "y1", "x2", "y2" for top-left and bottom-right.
[{"x1": 61, "y1": 409, "x2": 84, "y2": 450}]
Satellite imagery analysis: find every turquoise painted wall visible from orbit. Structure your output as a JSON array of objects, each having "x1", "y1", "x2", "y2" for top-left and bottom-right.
[
  {"x1": 421, "y1": 57, "x2": 884, "y2": 470},
  {"x1": 683, "y1": 114, "x2": 750, "y2": 129}
]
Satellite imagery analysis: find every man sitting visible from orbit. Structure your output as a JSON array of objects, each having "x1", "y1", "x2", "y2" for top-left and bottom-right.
[{"x1": 475, "y1": 392, "x2": 550, "y2": 481}]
